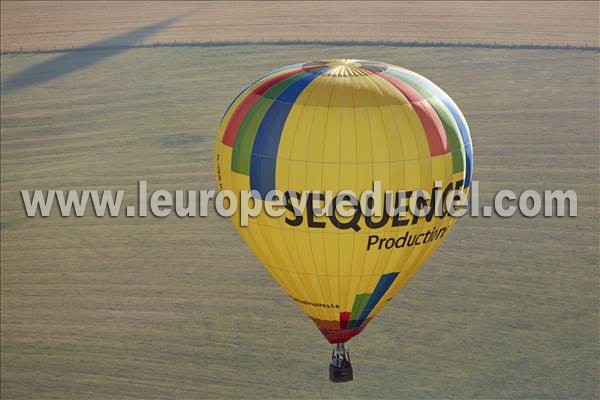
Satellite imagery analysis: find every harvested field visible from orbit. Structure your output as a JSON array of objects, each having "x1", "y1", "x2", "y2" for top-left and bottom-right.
[{"x1": 1, "y1": 44, "x2": 598, "y2": 398}]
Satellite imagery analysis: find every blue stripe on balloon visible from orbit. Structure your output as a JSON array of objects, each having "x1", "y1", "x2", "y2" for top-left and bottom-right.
[
  {"x1": 355, "y1": 272, "x2": 399, "y2": 327},
  {"x1": 249, "y1": 68, "x2": 328, "y2": 197},
  {"x1": 464, "y1": 143, "x2": 473, "y2": 187}
]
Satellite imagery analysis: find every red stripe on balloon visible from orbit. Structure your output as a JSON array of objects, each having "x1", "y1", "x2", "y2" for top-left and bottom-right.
[
  {"x1": 310, "y1": 317, "x2": 372, "y2": 344},
  {"x1": 339, "y1": 312, "x2": 351, "y2": 330},
  {"x1": 378, "y1": 72, "x2": 450, "y2": 156},
  {"x1": 221, "y1": 68, "x2": 303, "y2": 147},
  {"x1": 302, "y1": 65, "x2": 328, "y2": 71}
]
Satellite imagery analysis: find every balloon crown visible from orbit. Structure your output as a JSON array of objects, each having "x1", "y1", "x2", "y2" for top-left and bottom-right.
[{"x1": 302, "y1": 59, "x2": 389, "y2": 77}]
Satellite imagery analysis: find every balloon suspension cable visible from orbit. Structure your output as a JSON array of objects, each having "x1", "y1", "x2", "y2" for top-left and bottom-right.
[{"x1": 329, "y1": 343, "x2": 353, "y2": 383}]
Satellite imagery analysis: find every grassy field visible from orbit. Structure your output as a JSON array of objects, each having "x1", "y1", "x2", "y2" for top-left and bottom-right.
[
  {"x1": 1, "y1": 45, "x2": 599, "y2": 399},
  {"x1": 1, "y1": 1, "x2": 598, "y2": 52}
]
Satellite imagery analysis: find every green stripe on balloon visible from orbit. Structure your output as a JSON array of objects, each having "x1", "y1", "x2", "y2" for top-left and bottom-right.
[{"x1": 347, "y1": 293, "x2": 370, "y2": 328}]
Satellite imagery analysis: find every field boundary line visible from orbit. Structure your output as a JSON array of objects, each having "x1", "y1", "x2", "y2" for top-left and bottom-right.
[{"x1": 2, "y1": 39, "x2": 599, "y2": 55}]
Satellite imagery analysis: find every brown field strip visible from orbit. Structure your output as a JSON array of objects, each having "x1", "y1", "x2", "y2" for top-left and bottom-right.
[{"x1": 1, "y1": 1, "x2": 598, "y2": 52}]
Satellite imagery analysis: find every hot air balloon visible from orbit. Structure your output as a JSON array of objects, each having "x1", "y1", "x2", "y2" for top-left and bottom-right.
[{"x1": 214, "y1": 59, "x2": 473, "y2": 382}]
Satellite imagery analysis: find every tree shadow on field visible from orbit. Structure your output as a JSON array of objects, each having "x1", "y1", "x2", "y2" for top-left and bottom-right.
[{"x1": 1, "y1": 15, "x2": 182, "y2": 93}]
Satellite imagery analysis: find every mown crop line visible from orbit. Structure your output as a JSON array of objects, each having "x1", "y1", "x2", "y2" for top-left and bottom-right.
[{"x1": 2, "y1": 39, "x2": 599, "y2": 55}]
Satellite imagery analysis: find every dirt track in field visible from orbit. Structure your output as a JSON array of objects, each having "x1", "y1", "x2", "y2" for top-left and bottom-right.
[{"x1": 1, "y1": 1, "x2": 598, "y2": 52}]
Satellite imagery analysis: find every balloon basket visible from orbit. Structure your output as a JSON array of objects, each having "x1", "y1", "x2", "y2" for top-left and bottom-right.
[{"x1": 329, "y1": 343, "x2": 353, "y2": 383}]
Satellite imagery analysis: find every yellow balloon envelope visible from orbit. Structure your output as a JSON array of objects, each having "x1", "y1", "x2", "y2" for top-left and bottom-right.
[{"x1": 214, "y1": 59, "x2": 473, "y2": 345}]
